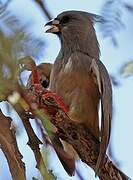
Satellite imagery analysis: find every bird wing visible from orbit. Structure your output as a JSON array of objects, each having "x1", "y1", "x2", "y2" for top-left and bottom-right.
[{"x1": 90, "y1": 59, "x2": 112, "y2": 175}]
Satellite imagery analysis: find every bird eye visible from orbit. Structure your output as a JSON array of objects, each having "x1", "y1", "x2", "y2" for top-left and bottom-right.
[
  {"x1": 60, "y1": 16, "x2": 70, "y2": 24},
  {"x1": 41, "y1": 78, "x2": 49, "y2": 88}
]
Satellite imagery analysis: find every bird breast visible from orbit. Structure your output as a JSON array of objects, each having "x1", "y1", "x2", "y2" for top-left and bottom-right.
[{"x1": 49, "y1": 55, "x2": 100, "y2": 139}]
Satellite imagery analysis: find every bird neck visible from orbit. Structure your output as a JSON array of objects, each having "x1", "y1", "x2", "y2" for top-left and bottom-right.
[{"x1": 59, "y1": 27, "x2": 100, "y2": 61}]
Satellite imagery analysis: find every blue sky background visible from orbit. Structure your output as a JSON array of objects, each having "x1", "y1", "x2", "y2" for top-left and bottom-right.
[{"x1": 0, "y1": 0, "x2": 133, "y2": 180}]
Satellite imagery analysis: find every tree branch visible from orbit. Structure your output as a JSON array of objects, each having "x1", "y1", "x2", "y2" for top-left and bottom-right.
[
  {"x1": 0, "y1": 109, "x2": 26, "y2": 180},
  {"x1": 0, "y1": 0, "x2": 12, "y2": 14},
  {"x1": 13, "y1": 103, "x2": 54, "y2": 180},
  {"x1": 33, "y1": 0, "x2": 52, "y2": 19},
  {"x1": 21, "y1": 84, "x2": 130, "y2": 180},
  {"x1": 51, "y1": 111, "x2": 130, "y2": 180}
]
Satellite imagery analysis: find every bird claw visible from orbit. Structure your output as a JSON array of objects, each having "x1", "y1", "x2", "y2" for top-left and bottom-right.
[{"x1": 42, "y1": 91, "x2": 69, "y2": 113}]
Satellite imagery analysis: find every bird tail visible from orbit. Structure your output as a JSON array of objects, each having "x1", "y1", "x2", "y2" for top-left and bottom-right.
[{"x1": 91, "y1": 60, "x2": 112, "y2": 176}]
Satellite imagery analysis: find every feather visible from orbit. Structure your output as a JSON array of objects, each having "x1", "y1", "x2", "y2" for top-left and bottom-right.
[{"x1": 92, "y1": 60, "x2": 112, "y2": 175}]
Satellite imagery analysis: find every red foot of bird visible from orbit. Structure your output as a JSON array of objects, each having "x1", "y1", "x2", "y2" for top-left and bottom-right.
[{"x1": 42, "y1": 90, "x2": 69, "y2": 113}]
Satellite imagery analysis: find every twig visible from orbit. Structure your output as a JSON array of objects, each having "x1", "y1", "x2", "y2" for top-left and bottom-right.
[
  {"x1": 0, "y1": 0, "x2": 12, "y2": 14},
  {"x1": 13, "y1": 104, "x2": 52, "y2": 179},
  {"x1": 33, "y1": 0, "x2": 52, "y2": 20}
]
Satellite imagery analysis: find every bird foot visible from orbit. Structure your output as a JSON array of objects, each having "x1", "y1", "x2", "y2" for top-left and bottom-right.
[{"x1": 43, "y1": 91, "x2": 69, "y2": 113}]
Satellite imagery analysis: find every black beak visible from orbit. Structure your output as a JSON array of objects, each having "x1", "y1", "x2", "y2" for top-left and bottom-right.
[
  {"x1": 44, "y1": 18, "x2": 60, "y2": 33},
  {"x1": 44, "y1": 20, "x2": 53, "y2": 26}
]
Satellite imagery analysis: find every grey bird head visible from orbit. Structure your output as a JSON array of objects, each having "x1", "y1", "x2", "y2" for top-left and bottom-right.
[{"x1": 45, "y1": 10, "x2": 102, "y2": 59}]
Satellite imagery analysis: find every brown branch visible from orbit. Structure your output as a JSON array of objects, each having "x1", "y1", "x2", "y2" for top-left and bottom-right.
[
  {"x1": 0, "y1": 109, "x2": 26, "y2": 180},
  {"x1": 13, "y1": 103, "x2": 49, "y2": 178},
  {"x1": 51, "y1": 111, "x2": 130, "y2": 180},
  {"x1": 33, "y1": 0, "x2": 52, "y2": 20},
  {"x1": 4, "y1": 77, "x2": 129, "y2": 179},
  {"x1": 21, "y1": 84, "x2": 130, "y2": 180}
]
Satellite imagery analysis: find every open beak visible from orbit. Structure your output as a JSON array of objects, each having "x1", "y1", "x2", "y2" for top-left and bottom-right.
[{"x1": 44, "y1": 19, "x2": 60, "y2": 33}]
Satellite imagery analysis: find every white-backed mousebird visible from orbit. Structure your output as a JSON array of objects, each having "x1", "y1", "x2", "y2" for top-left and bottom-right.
[
  {"x1": 27, "y1": 62, "x2": 53, "y2": 89},
  {"x1": 44, "y1": 10, "x2": 112, "y2": 176}
]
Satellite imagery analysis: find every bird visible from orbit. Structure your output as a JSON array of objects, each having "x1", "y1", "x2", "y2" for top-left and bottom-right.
[
  {"x1": 44, "y1": 10, "x2": 112, "y2": 176},
  {"x1": 27, "y1": 62, "x2": 53, "y2": 89}
]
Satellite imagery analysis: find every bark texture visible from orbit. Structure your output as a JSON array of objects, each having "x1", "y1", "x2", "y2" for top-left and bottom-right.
[{"x1": 0, "y1": 109, "x2": 26, "y2": 180}]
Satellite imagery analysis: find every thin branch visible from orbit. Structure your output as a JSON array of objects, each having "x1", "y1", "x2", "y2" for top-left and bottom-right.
[
  {"x1": 33, "y1": 0, "x2": 52, "y2": 20},
  {"x1": 0, "y1": 109, "x2": 26, "y2": 180},
  {"x1": 0, "y1": 0, "x2": 12, "y2": 14},
  {"x1": 13, "y1": 104, "x2": 52, "y2": 180}
]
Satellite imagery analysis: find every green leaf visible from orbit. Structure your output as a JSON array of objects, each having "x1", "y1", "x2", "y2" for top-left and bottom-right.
[{"x1": 121, "y1": 61, "x2": 133, "y2": 77}]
